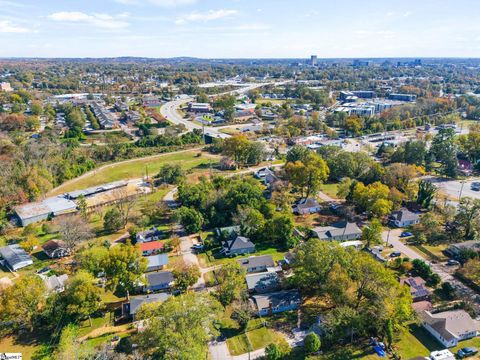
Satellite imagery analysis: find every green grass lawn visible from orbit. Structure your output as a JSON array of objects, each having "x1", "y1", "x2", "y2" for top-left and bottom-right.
[
  {"x1": 321, "y1": 183, "x2": 339, "y2": 199},
  {"x1": 225, "y1": 318, "x2": 284, "y2": 356},
  {"x1": 50, "y1": 150, "x2": 219, "y2": 195},
  {"x1": 413, "y1": 243, "x2": 449, "y2": 261},
  {"x1": 77, "y1": 313, "x2": 112, "y2": 338}
]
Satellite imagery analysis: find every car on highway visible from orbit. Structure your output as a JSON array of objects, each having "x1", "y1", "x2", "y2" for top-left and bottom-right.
[
  {"x1": 457, "y1": 347, "x2": 478, "y2": 358},
  {"x1": 447, "y1": 259, "x2": 460, "y2": 266},
  {"x1": 390, "y1": 251, "x2": 402, "y2": 258},
  {"x1": 400, "y1": 231, "x2": 413, "y2": 237}
]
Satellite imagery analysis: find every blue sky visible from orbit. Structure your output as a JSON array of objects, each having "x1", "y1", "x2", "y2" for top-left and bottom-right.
[{"x1": 0, "y1": 0, "x2": 479, "y2": 58}]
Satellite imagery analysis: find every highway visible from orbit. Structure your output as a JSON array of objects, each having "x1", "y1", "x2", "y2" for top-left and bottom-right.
[{"x1": 159, "y1": 80, "x2": 292, "y2": 139}]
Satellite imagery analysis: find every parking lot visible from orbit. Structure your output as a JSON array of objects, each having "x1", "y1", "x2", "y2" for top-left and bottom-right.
[{"x1": 427, "y1": 177, "x2": 480, "y2": 202}]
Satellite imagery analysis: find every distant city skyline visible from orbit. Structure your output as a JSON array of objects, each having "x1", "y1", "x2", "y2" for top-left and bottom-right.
[{"x1": 1, "y1": 0, "x2": 479, "y2": 58}]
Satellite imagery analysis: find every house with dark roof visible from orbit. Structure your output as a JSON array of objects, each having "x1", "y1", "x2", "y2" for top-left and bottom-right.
[
  {"x1": 140, "y1": 241, "x2": 164, "y2": 256},
  {"x1": 400, "y1": 276, "x2": 430, "y2": 302},
  {"x1": 0, "y1": 244, "x2": 33, "y2": 271},
  {"x1": 445, "y1": 240, "x2": 480, "y2": 258},
  {"x1": 136, "y1": 227, "x2": 164, "y2": 243},
  {"x1": 422, "y1": 309, "x2": 480, "y2": 347},
  {"x1": 223, "y1": 236, "x2": 255, "y2": 256},
  {"x1": 293, "y1": 198, "x2": 321, "y2": 215},
  {"x1": 390, "y1": 208, "x2": 420, "y2": 227},
  {"x1": 251, "y1": 290, "x2": 301, "y2": 316},
  {"x1": 145, "y1": 271, "x2": 174, "y2": 292},
  {"x1": 42, "y1": 240, "x2": 70, "y2": 259},
  {"x1": 237, "y1": 255, "x2": 275, "y2": 273},
  {"x1": 122, "y1": 293, "x2": 171, "y2": 321},
  {"x1": 145, "y1": 254, "x2": 169, "y2": 272},
  {"x1": 312, "y1": 221, "x2": 362, "y2": 242},
  {"x1": 246, "y1": 271, "x2": 280, "y2": 293}
]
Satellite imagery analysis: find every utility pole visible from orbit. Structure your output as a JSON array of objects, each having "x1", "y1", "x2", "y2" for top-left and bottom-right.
[
  {"x1": 385, "y1": 228, "x2": 391, "y2": 247},
  {"x1": 459, "y1": 180, "x2": 466, "y2": 201}
]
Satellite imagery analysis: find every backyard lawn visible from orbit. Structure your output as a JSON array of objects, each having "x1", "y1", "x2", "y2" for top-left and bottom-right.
[
  {"x1": 50, "y1": 149, "x2": 219, "y2": 195},
  {"x1": 321, "y1": 183, "x2": 339, "y2": 199},
  {"x1": 225, "y1": 318, "x2": 284, "y2": 356}
]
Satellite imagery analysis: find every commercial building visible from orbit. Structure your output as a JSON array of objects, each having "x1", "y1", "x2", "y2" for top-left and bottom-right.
[
  {"x1": 388, "y1": 93, "x2": 417, "y2": 102},
  {"x1": 15, "y1": 196, "x2": 77, "y2": 226},
  {"x1": 310, "y1": 55, "x2": 318, "y2": 66},
  {"x1": 188, "y1": 102, "x2": 212, "y2": 113}
]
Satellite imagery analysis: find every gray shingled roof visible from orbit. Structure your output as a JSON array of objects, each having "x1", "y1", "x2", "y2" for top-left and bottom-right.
[
  {"x1": 237, "y1": 255, "x2": 274, "y2": 270},
  {"x1": 146, "y1": 271, "x2": 174, "y2": 287},
  {"x1": 128, "y1": 293, "x2": 171, "y2": 315},
  {"x1": 226, "y1": 236, "x2": 255, "y2": 251}
]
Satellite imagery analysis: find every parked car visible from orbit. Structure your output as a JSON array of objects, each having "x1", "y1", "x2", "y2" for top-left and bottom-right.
[
  {"x1": 400, "y1": 231, "x2": 413, "y2": 238},
  {"x1": 390, "y1": 251, "x2": 401, "y2": 258},
  {"x1": 457, "y1": 347, "x2": 478, "y2": 358},
  {"x1": 447, "y1": 259, "x2": 460, "y2": 266},
  {"x1": 191, "y1": 244, "x2": 204, "y2": 251},
  {"x1": 471, "y1": 182, "x2": 480, "y2": 191}
]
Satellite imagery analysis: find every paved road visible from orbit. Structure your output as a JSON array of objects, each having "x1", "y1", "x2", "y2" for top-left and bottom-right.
[
  {"x1": 160, "y1": 81, "x2": 292, "y2": 138},
  {"x1": 426, "y1": 176, "x2": 480, "y2": 202},
  {"x1": 384, "y1": 228, "x2": 480, "y2": 312}
]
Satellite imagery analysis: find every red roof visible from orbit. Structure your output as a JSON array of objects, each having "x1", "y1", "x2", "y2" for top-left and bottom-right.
[{"x1": 140, "y1": 241, "x2": 164, "y2": 252}]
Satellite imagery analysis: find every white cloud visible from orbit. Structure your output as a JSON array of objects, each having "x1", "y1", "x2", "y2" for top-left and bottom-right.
[
  {"x1": 175, "y1": 9, "x2": 238, "y2": 25},
  {"x1": 0, "y1": 20, "x2": 29, "y2": 33},
  {"x1": 48, "y1": 11, "x2": 129, "y2": 30},
  {"x1": 114, "y1": 0, "x2": 196, "y2": 6}
]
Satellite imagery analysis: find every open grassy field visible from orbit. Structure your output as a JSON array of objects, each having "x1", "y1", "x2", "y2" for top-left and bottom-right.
[
  {"x1": 50, "y1": 149, "x2": 218, "y2": 195},
  {"x1": 255, "y1": 98, "x2": 289, "y2": 105}
]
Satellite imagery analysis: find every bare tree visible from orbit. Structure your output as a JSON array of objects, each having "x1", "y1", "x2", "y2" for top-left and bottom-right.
[
  {"x1": 54, "y1": 215, "x2": 94, "y2": 251},
  {"x1": 112, "y1": 188, "x2": 139, "y2": 227}
]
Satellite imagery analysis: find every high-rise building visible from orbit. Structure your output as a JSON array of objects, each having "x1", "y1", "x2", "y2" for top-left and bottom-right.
[{"x1": 310, "y1": 55, "x2": 318, "y2": 66}]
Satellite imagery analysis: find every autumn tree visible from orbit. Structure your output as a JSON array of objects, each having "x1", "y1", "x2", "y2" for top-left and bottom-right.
[
  {"x1": 173, "y1": 261, "x2": 200, "y2": 292},
  {"x1": 101, "y1": 242, "x2": 147, "y2": 294},
  {"x1": 0, "y1": 276, "x2": 46, "y2": 333},
  {"x1": 215, "y1": 262, "x2": 246, "y2": 306},
  {"x1": 134, "y1": 292, "x2": 222, "y2": 360},
  {"x1": 285, "y1": 152, "x2": 329, "y2": 198},
  {"x1": 362, "y1": 218, "x2": 383, "y2": 248}
]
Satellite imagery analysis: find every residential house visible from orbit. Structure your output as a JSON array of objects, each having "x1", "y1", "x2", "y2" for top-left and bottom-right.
[
  {"x1": 400, "y1": 277, "x2": 430, "y2": 302},
  {"x1": 445, "y1": 240, "x2": 480, "y2": 258},
  {"x1": 145, "y1": 254, "x2": 169, "y2": 272},
  {"x1": 41, "y1": 274, "x2": 69, "y2": 293},
  {"x1": 390, "y1": 208, "x2": 421, "y2": 227},
  {"x1": 312, "y1": 221, "x2": 362, "y2": 242},
  {"x1": 140, "y1": 241, "x2": 164, "y2": 256},
  {"x1": 42, "y1": 240, "x2": 70, "y2": 259},
  {"x1": 136, "y1": 227, "x2": 164, "y2": 243},
  {"x1": 339, "y1": 240, "x2": 363, "y2": 250},
  {"x1": 237, "y1": 255, "x2": 275, "y2": 273},
  {"x1": 251, "y1": 290, "x2": 301, "y2": 316},
  {"x1": 142, "y1": 95, "x2": 161, "y2": 107},
  {"x1": 122, "y1": 293, "x2": 171, "y2": 321},
  {"x1": 145, "y1": 271, "x2": 174, "y2": 292},
  {"x1": 246, "y1": 271, "x2": 280, "y2": 293},
  {"x1": 422, "y1": 309, "x2": 480, "y2": 347},
  {"x1": 223, "y1": 236, "x2": 256, "y2": 256},
  {"x1": 293, "y1": 198, "x2": 322, "y2": 215},
  {"x1": 0, "y1": 244, "x2": 33, "y2": 271}
]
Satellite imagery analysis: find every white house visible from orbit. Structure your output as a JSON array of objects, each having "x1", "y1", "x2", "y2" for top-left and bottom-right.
[
  {"x1": 390, "y1": 208, "x2": 420, "y2": 227},
  {"x1": 422, "y1": 310, "x2": 480, "y2": 347}
]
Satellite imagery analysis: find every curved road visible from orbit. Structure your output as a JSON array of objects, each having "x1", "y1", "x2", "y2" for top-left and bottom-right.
[{"x1": 160, "y1": 81, "x2": 292, "y2": 138}]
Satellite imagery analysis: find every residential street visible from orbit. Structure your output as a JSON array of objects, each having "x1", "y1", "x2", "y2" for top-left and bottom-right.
[{"x1": 383, "y1": 229, "x2": 480, "y2": 311}]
